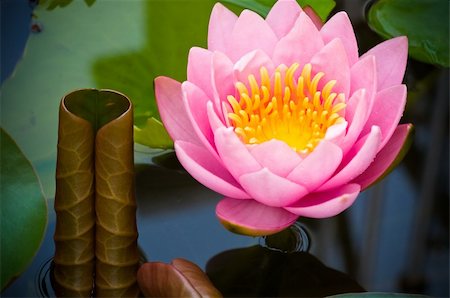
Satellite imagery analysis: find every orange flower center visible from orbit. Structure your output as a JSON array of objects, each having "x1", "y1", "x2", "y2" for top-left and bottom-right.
[{"x1": 226, "y1": 63, "x2": 346, "y2": 154}]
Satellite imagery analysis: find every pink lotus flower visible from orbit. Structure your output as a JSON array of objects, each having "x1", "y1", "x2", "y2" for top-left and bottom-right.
[{"x1": 155, "y1": 0, "x2": 413, "y2": 236}]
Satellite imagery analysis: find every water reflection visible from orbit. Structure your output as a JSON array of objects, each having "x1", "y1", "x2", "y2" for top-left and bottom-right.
[{"x1": 36, "y1": 258, "x2": 53, "y2": 298}]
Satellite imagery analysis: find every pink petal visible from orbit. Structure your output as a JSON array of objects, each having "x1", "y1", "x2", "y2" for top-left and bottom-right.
[
  {"x1": 182, "y1": 82, "x2": 218, "y2": 159},
  {"x1": 353, "y1": 124, "x2": 413, "y2": 190},
  {"x1": 360, "y1": 84, "x2": 407, "y2": 151},
  {"x1": 208, "y1": 3, "x2": 238, "y2": 52},
  {"x1": 214, "y1": 127, "x2": 262, "y2": 179},
  {"x1": 286, "y1": 184, "x2": 360, "y2": 218},
  {"x1": 239, "y1": 168, "x2": 309, "y2": 207},
  {"x1": 273, "y1": 12, "x2": 324, "y2": 67},
  {"x1": 303, "y1": 6, "x2": 323, "y2": 30},
  {"x1": 324, "y1": 121, "x2": 348, "y2": 146},
  {"x1": 216, "y1": 198, "x2": 298, "y2": 236},
  {"x1": 265, "y1": 0, "x2": 302, "y2": 38},
  {"x1": 362, "y1": 36, "x2": 408, "y2": 91},
  {"x1": 155, "y1": 76, "x2": 200, "y2": 144},
  {"x1": 318, "y1": 126, "x2": 382, "y2": 191},
  {"x1": 350, "y1": 55, "x2": 377, "y2": 110},
  {"x1": 227, "y1": 10, "x2": 278, "y2": 62},
  {"x1": 211, "y1": 51, "x2": 235, "y2": 120},
  {"x1": 340, "y1": 89, "x2": 369, "y2": 154},
  {"x1": 287, "y1": 141, "x2": 342, "y2": 191},
  {"x1": 207, "y1": 101, "x2": 226, "y2": 133},
  {"x1": 320, "y1": 12, "x2": 358, "y2": 65},
  {"x1": 187, "y1": 47, "x2": 214, "y2": 99},
  {"x1": 175, "y1": 141, "x2": 250, "y2": 199},
  {"x1": 310, "y1": 38, "x2": 350, "y2": 97},
  {"x1": 233, "y1": 50, "x2": 275, "y2": 84},
  {"x1": 249, "y1": 139, "x2": 302, "y2": 177},
  {"x1": 350, "y1": 55, "x2": 377, "y2": 98}
]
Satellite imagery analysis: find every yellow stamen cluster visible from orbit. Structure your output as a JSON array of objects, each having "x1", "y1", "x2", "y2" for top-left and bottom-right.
[{"x1": 227, "y1": 63, "x2": 346, "y2": 154}]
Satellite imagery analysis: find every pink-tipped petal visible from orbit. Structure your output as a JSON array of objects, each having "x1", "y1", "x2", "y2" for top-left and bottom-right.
[
  {"x1": 286, "y1": 184, "x2": 361, "y2": 218},
  {"x1": 273, "y1": 12, "x2": 324, "y2": 67},
  {"x1": 208, "y1": 3, "x2": 238, "y2": 52},
  {"x1": 362, "y1": 36, "x2": 408, "y2": 91},
  {"x1": 206, "y1": 101, "x2": 225, "y2": 133},
  {"x1": 214, "y1": 127, "x2": 262, "y2": 179},
  {"x1": 239, "y1": 168, "x2": 309, "y2": 207},
  {"x1": 319, "y1": 126, "x2": 382, "y2": 191},
  {"x1": 187, "y1": 47, "x2": 214, "y2": 99},
  {"x1": 310, "y1": 38, "x2": 350, "y2": 97},
  {"x1": 340, "y1": 89, "x2": 369, "y2": 154},
  {"x1": 360, "y1": 84, "x2": 407, "y2": 151},
  {"x1": 155, "y1": 76, "x2": 200, "y2": 144},
  {"x1": 353, "y1": 124, "x2": 413, "y2": 190},
  {"x1": 175, "y1": 141, "x2": 250, "y2": 199},
  {"x1": 320, "y1": 12, "x2": 358, "y2": 65},
  {"x1": 287, "y1": 141, "x2": 343, "y2": 191},
  {"x1": 233, "y1": 50, "x2": 275, "y2": 84},
  {"x1": 182, "y1": 82, "x2": 218, "y2": 159},
  {"x1": 303, "y1": 6, "x2": 323, "y2": 29},
  {"x1": 266, "y1": 0, "x2": 303, "y2": 38},
  {"x1": 216, "y1": 198, "x2": 298, "y2": 236},
  {"x1": 249, "y1": 139, "x2": 302, "y2": 177},
  {"x1": 227, "y1": 10, "x2": 278, "y2": 62},
  {"x1": 211, "y1": 51, "x2": 235, "y2": 119}
]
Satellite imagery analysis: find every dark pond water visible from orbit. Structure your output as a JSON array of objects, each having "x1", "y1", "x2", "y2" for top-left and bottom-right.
[
  {"x1": 1, "y1": 0, "x2": 449, "y2": 297},
  {"x1": 3, "y1": 146, "x2": 449, "y2": 297}
]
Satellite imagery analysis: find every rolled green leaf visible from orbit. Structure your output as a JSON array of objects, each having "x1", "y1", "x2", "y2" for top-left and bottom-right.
[{"x1": 53, "y1": 89, "x2": 139, "y2": 297}]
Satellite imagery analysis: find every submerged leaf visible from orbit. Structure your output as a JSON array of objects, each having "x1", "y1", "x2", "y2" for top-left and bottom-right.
[
  {"x1": 0, "y1": 128, "x2": 47, "y2": 291},
  {"x1": 206, "y1": 246, "x2": 364, "y2": 297}
]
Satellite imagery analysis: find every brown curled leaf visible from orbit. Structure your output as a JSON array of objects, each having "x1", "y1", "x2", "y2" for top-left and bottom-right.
[
  {"x1": 137, "y1": 259, "x2": 222, "y2": 298},
  {"x1": 54, "y1": 89, "x2": 139, "y2": 297}
]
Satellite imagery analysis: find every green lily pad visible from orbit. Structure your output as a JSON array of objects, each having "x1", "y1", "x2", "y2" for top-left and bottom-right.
[
  {"x1": 0, "y1": 128, "x2": 47, "y2": 291},
  {"x1": 134, "y1": 118, "x2": 173, "y2": 149},
  {"x1": 1, "y1": 0, "x2": 217, "y2": 197},
  {"x1": 220, "y1": 0, "x2": 336, "y2": 21},
  {"x1": 367, "y1": 0, "x2": 450, "y2": 67}
]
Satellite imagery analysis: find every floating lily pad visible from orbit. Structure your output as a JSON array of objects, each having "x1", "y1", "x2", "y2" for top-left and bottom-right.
[
  {"x1": 367, "y1": 0, "x2": 449, "y2": 67},
  {"x1": 0, "y1": 128, "x2": 47, "y2": 291}
]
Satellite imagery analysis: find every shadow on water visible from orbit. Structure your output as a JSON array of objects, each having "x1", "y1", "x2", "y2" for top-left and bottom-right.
[{"x1": 206, "y1": 245, "x2": 365, "y2": 297}]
